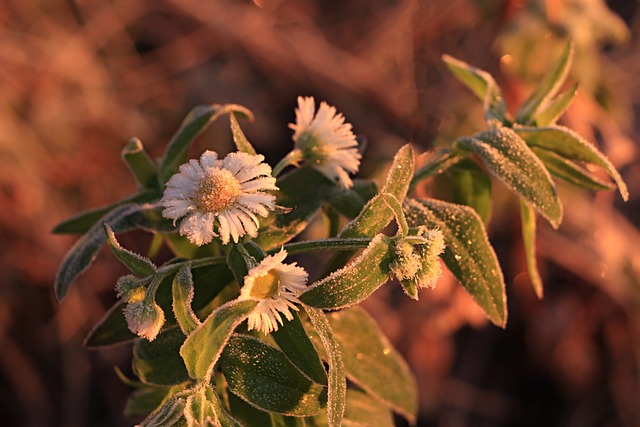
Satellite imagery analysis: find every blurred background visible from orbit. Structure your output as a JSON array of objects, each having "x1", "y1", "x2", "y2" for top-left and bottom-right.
[{"x1": 1, "y1": 0, "x2": 640, "y2": 425}]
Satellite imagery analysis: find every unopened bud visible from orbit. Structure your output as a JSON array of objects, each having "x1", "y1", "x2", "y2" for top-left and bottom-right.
[
  {"x1": 124, "y1": 301, "x2": 165, "y2": 341},
  {"x1": 116, "y1": 275, "x2": 145, "y2": 302}
]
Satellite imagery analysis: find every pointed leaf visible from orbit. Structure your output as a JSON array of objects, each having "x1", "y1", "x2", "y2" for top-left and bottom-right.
[
  {"x1": 300, "y1": 235, "x2": 392, "y2": 310},
  {"x1": 305, "y1": 308, "x2": 346, "y2": 427},
  {"x1": 220, "y1": 334, "x2": 326, "y2": 416},
  {"x1": 271, "y1": 312, "x2": 327, "y2": 385},
  {"x1": 532, "y1": 147, "x2": 615, "y2": 191},
  {"x1": 104, "y1": 224, "x2": 157, "y2": 277},
  {"x1": 442, "y1": 159, "x2": 493, "y2": 224},
  {"x1": 122, "y1": 137, "x2": 158, "y2": 189},
  {"x1": 230, "y1": 113, "x2": 257, "y2": 155},
  {"x1": 517, "y1": 42, "x2": 574, "y2": 124},
  {"x1": 410, "y1": 149, "x2": 462, "y2": 191},
  {"x1": 180, "y1": 299, "x2": 257, "y2": 380},
  {"x1": 456, "y1": 127, "x2": 562, "y2": 227},
  {"x1": 158, "y1": 103, "x2": 253, "y2": 184},
  {"x1": 133, "y1": 328, "x2": 190, "y2": 385},
  {"x1": 55, "y1": 203, "x2": 174, "y2": 301},
  {"x1": 442, "y1": 55, "x2": 508, "y2": 125},
  {"x1": 325, "y1": 307, "x2": 417, "y2": 423},
  {"x1": 207, "y1": 387, "x2": 243, "y2": 427},
  {"x1": 519, "y1": 201, "x2": 543, "y2": 298},
  {"x1": 404, "y1": 198, "x2": 507, "y2": 327},
  {"x1": 515, "y1": 125, "x2": 628, "y2": 200},
  {"x1": 343, "y1": 389, "x2": 395, "y2": 427},
  {"x1": 172, "y1": 265, "x2": 201, "y2": 335},
  {"x1": 138, "y1": 394, "x2": 188, "y2": 427},
  {"x1": 52, "y1": 190, "x2": 159, "y2": 235},
  {"x1": 534, "y1": 83, "x2": 579, "y2": 126},
  {"x1": 340, "y1": 144, "x2": 414, "y2": 238},
  {"x1": 123, "y1": 383, "x2": 183, "y2": 418}
]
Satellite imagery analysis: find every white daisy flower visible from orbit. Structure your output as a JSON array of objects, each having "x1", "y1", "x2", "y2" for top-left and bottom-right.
[
  {"x1": 289, "y1": 96, "x2": 361, "y2": 188},
  {"x1": 238, "y1": 249, "x2": 308, "y2": 334},
  {"x1": 161, "y1": 150, "x2": 278, "y2": 246}
]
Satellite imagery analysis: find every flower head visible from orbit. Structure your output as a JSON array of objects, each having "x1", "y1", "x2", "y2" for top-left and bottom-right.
[
  {"x1": 289, "y1": 96, "x2": 361, "y2": 188},
  {"x1": 161, "y1": 150, "x2": 278, "y2": 245},
  {"x1": 238, "y1": 249, "x2": 308, "y2": 334},
  {"x1": 124, "y1": 300, "x2": 165, "y2": 341}
]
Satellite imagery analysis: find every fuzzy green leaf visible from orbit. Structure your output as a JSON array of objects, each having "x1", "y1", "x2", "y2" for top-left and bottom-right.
[
  {"x1": 517, "y1": 42, "x2": 574, "y2": 124},
  {"x1": 55, "y1": 203, "x2": 174, "y2": 301},
  {"x1": 300, "y1": 235, "x2": 392, "y2": 310},
  {"x1": 410, "y1": 149, "x2": 462, "y2": 192},
  {"x1": 271, "y1": 312, "x2": 327, "y2": 385},
  {"x1": 52, "y1": 190, "x2": 159, "y2": 235},
  {"x1": 515, "y1": 125, "x2": 628, "y2": 200},
  {"x1": 180, "y1": 299, "x2": 257, "y2": 380},
  {"x1": 305, "y1": 308, "x2": 346, "y2": 427},
  {"x1": 221, "y1": 335, "x2": 326, "y2": 416},
  {"x1": 133, "y1": 328, "x2": 190, "y2": 385},
  {"x1": 325, "y1": 307, "x2": 417, "y2": 423},
  {"x1": 172, "y1": 265, "x2": 201, "y2": 335},
  {"x1": 404, "y1": 198, "x2": 507, "y2": 327},
  {"x1": 532, "y1": 147, "x2": 616, "y2": 191},
  {"x1": 122, "y1": 137, "x2": 158, "y2": 189},
  {"x1": 534, "y1": 83, "x2": 579, "y2": 126},
  {"x1": 456, "y1": 127, "x2": 562, "y2": 228},
  {"x1": 442, "y1": 55, "x2": 508, "y2": 125},
  {"x1": 104, "y1": 224, "x2": 157, "y2": 277},
  {"x1": 138, "y1": 394, "x2": 188, "y2": 427},
  {"x1": 123, "y1": 383, "x2": 182, "y2": 418},
  {"x1": 208, "y1": 387, "x2": 243, "y2": 427},
  {"x1": 343, "y1": 389, "x2": 395, "y2": 427},
  {"x1": 519, "y1": 201, "x2": 543, "y2": 298},
  {"x1": 230, "y1": 113, "x2": 257, "y2": 155},
  {"x1": 158, "y1": 103, "x2": 253, "y2": 184}
]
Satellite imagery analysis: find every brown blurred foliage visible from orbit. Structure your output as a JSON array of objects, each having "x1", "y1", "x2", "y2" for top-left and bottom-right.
[{"x1": 1, "y1": 0, "x2": 639, "y2": 426}]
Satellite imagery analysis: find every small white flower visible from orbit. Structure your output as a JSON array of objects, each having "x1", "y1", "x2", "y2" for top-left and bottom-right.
[
  {"x1": 238, "y1": 249, "x2": 308, "y2": 334},
  {"x1": 289, "y1": 96, "x2": 361, "y2": 188},
  {"x1": 124, "y1": 301, "x2": 165, "y2": 341},
  {"x1": 161, "y1": 150, "x2": 278, "y2": 246}
]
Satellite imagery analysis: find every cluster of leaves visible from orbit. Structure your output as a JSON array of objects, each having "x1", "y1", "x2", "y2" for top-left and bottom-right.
[{"x1": 53, "y1": 42, "x2": 627, "y2": 426}]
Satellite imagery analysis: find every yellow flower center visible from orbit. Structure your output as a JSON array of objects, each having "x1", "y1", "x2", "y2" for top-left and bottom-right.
[
  {"x1": 250, "y1": 269, "x2": 281, "y2": 299},
  {"x1": 195, "y1": 169, "x2": 242, "y2": 213}
]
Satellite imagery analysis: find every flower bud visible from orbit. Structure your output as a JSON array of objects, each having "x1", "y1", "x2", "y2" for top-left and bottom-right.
[
  {"x1": 116, "y1": 275, "x2": 145, "y2": 302},
  {"x1": 124, "y1": 301, "x2": 165, "y2": 341}
]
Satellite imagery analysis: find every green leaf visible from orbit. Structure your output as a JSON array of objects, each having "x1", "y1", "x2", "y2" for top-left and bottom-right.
[
  {"x1": 230, "y1": 113, "x2": 257, "y2": 155},
  {"x1": 208, "y1": 387, "x2": 243, "y2": 427},
  {"x1": 519, "y1": 201, "x2": 543, "y2": 298},
  {"x1": 326, "y1": 179, "x2": 378, "y2": 219},
  {"x1": 342, "y1": 389, "x2": 395, "y2": 427},
  {"x1": 227, "y1": 391, "x2": 272, "y2": 426},
  {"x1": 172, "y1": 265, "x2": 201, "y2": 335},
  {"x1": 324, "y1": 307, "x2": 417, "y2": 423},
  {"x1": 515, "y1": 125, "x2": 628, "y2": 200},
  {"x1": 532, "y1": 147, "x2": 615, "y2": 191},
  {"x1": 340, "y1": 144, "x2": 414, "y2": 239},
  {"x1": 442, "y1": 54, "x2": 507, "y2": 125},
  {"x1": 52, "y1": 190, "x2": 159, "y2": 235},
  {"x1": 305, "y1": 308, "x2": 345, "y2": 427},
  {"x1": 404, "y1": 198, "x2": 507, "y2": 327},
  {"x1": 133, "y1": 328, "x2": 190, "y2": 385},
  {"x1": 380, "y1": 193, "x2": 408, "y2": 235},
  {"x1": 516, "y1": 42, "x2": 574, "y2": 124},
  {"x1": 225, "y1": 244, "x2": 253, "y2": 288},
  {"x1": 534, "y1": 83, "x2": 579, "y2": 126},
  {"x1": 122, "y1": 137, "x2": 158, "y2": 189},
  {"x1": 300, "y1": 235, "x2": 392, "y2": 310},
  {"x1": 138, "y1": 394, "x2": 188, "y2": 427},
  {"x1": 55, "y1": 203, "x2": 174, "y2": 301},
  {"x1": 86, "y1": 264, "x2": 234, "y2": 347},
  {"x1": 184, "y1": 385, "x2": 217, "y2": 426},
  {"x1": 221, "y1": 334, "x2": 326, "y2": 416},
  {"x1": 180, "y1": 299, "x2": 257, "y2": 380},
  {"x1": 445, "y1": 159, "x2": 493, "y2": 224},
  {"x1": 158, "y1": 103, "x2": 253, "y2": 184},
  {"x1": 271, "y1": 312, "x2": 327, "y2": 386},
  {"x1": 456, "y1": 127, "x2": 562, "y2": 228},
  {"x1": 255, "y1": 167, "x2": 335, "y2": 249},
  {"x1": 104, "y1": 224, "x2": 157, "y2": 277}
]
